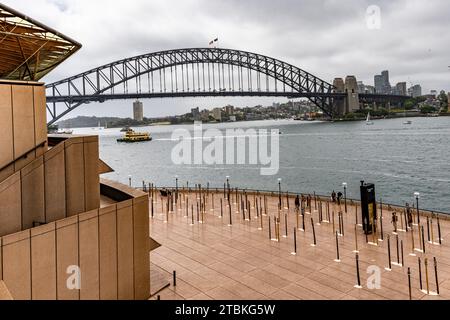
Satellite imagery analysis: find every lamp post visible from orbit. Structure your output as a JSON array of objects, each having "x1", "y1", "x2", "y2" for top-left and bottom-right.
[
  {"x1": 175, "y1": 175, "x2": 178, "y2": 205},
  {"x1": 128, "y1": 175, "x2": 132, "y2": 187},
  {"x1": 414, "y1": 192, "x2": 420, "y2": 225},
  {"x1": 342, "y1": 182, "x2": 347, "y2": 213},
  {"x1": 226, "y1": 176, "x2": 230, "y2": 200},
  {"x1": 278, "y1": 178, "x2": 282, "y2": 209}
]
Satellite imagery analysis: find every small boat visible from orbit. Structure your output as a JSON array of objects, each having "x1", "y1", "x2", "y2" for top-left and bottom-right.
[
  {"x1": 403, "y1": 120, "x2": 412, "y2": 125},
  {"x1": 117, "y1": 128, "x2": 152, "y2": 142},
  {"x1": 366, "y1": 112, "x2": 374, "y2": 125},
  {"x1": 56, "y1": 129, "x2": 73, "y2": 134}
]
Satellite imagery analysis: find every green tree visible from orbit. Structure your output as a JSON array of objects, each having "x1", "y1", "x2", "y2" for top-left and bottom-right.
[
  {"x1": 438, "y1": 91, "x2": 448, "y2": 111},
  {"x1": 420, "y1": 105, "x2": 436, "y2": 114}
]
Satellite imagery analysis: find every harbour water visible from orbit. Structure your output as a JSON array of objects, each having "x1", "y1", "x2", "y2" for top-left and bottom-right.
[{"x1": 72, "y1": 116, "x2": 450, "y2": 213}]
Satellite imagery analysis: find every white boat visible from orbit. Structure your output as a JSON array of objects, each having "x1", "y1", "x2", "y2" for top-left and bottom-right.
[
  {"x1": 403, "y1": 120, "x2": 412, "y2": 125},
  {"x1": 366, "y1": 112, "x2": 374, "y2": 125}
]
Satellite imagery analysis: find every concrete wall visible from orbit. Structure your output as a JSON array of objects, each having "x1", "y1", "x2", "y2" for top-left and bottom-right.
[
  {"x1": 0, "y1": 81, "x2": 47, "y2": 180},
  {"x1": 0, "y1": 196, "x2": 150, "y2": 300},
  {"x1": 0, "y1": 136, "x2": 100, "y2": 237}
]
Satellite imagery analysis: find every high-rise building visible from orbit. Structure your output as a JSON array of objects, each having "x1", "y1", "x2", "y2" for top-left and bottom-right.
[
  {"x1": 374, "y1": 75, "x2": 383, "y2": 94},
  {"x1": 212, "y1": 107, "x2": 222, "y2": 121},
  {"x1": 408, "y1": 85, "x2": 422, "y2": 98},
  {"x1": 191, "y1": 107, "x2": 200, "y2": 120},
  {"x1": 374, "y1": 71, "x2": 391, "y2": 94},
  {"x1": 395, "y1": 82, "x2": 407, "y2": 96},
  {"x1": 225, "y1": 105, "x2": 234, "y2": 115},
  {"x1": 357, "y1": 81, "x2": 366, "y2": 94},
  {"x1": 133, "y1": 100, "x2": 144, "y2": 121}
]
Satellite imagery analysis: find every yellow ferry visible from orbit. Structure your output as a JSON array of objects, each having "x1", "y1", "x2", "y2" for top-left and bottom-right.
[{"x1": 117, "y1": 128, "x2": 152, "y2": 142}]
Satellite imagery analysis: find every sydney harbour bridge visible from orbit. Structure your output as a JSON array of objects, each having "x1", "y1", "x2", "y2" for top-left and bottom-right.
[{"x1": 45, "y1": 48, "x2": 408, "y2": 125}]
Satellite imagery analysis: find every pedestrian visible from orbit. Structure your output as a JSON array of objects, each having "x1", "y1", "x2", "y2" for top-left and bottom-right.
[
  {"x1": 405, "y1": 203, "x2": 413, "y2": 228},
  {"x1": 337, "y1": 191, "x2": 343, "y2": 206},
  {"x1": 331, "y1": 190, "x2": 336, "y2": 203},
  {"x1": 392, "y1": 211, "x2": 398, "y2": 233},
  {"x1": 295, "y1": 195, "x2": 300, "y2": 212}
]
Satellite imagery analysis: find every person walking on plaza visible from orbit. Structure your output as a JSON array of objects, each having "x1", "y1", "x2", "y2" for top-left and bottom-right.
[
  {"x1": 405, "y1": 203, "x2": 413, "y2": 228},
  {"x1": 391, "y1": 211, "x2": 398, "y2": 233},
  {"x1": 295, "y1": 195, "x2": 300, "y2": 212},
  {"x1": 337, "y1": 191, "x2": 343, "y2": 206},
  {"x1": 331, "y1": 190, "x2": 336, "y2": 203}
]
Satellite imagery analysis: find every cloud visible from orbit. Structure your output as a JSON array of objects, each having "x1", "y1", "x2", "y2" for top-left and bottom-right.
[{"x1": 3, "y1": 0, "x2": 450, "y2": 118}]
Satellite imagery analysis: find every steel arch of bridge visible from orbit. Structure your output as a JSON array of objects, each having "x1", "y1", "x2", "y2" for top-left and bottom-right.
[{"x1": 45, "y1": 48, "x2": 336, "y2": 125}]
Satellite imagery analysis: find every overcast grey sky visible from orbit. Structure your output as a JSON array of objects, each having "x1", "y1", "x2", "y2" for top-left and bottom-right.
[{"x1": 5, "y1": 0, "x2": 450, "y2": 119}]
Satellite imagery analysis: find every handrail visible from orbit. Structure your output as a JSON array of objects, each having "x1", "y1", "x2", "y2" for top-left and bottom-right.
[
  {"x1": 137, "y1": 184, "x2": 450, "y2": 217},
  {"x1": 0, "y1": 141, "x2": 47, "y2": 173}
]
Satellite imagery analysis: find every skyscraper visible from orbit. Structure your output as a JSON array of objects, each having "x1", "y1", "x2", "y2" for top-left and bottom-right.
[
  {"x1": 133, "y1": 100, "x2": 144, "y2": 121},
  {"x1": 395, "y1": 82, "x2": 407, "y2": 96},
  {"x1": 374, "y1": 71, "x2": 391, "y2": 94},
  {"x1": 374, "y1": 75, "x2": 383, "y2": 94}
]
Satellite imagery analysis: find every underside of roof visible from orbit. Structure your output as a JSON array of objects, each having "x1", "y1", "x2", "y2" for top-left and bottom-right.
[{"x1": 0, "y1": 3, "x2": 81, "y2": 81}]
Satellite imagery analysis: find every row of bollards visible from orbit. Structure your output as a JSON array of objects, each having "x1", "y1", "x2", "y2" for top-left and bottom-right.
[{"x1": 148, "y1": 183, "x2": 443, "y2": 299}]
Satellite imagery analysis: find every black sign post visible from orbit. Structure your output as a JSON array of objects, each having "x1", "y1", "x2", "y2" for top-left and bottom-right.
[{"x1": 360, "y1": 181, "x2": 377, "y2": 234}]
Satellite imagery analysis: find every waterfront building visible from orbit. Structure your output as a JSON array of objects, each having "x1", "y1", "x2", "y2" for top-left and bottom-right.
[
  {"x1": 0, "y1": 3, "x2": 150, "y2": 300},
  {"x1": 212, "y1": 107, "x2": 223, "y2": 121},
  {"x1": 374, "y1": 70, "x2": 392, "y2": 94},
  {"x1": 374, "y1": 75, "x2": 383, "y2": 94},
  {"x1": 409, "y1": 84, "x2": 422, "y2": 97},
  {"x1": 395, "y1": 82, "x2": 407, "y2": 96},
  {"x1": 133, "y1": 100, "x2": 144, "y2": 121},
  {"x1": 191, "y1": 107, "x2": 200, "y2": 120},
  {"x1": 225, "y1": 105, "x2": 234, "y2": 115},
  {"x1": 357, "y1": 81, "x2": 366, "y2": 94}
]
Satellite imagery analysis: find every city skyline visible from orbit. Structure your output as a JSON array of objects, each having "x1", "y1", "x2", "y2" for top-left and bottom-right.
[{"x1": 4, "y1": 0, "x2": 450, "y2": 119}]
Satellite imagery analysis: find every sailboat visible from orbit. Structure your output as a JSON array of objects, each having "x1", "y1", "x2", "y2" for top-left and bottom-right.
[{"x1": 366, "y1": 112, "x2": 374, "y2": 125}]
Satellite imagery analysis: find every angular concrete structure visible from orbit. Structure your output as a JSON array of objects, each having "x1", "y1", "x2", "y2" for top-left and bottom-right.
[{"x1": 0, "y1": 5, "x2": 150, "y2": 300}]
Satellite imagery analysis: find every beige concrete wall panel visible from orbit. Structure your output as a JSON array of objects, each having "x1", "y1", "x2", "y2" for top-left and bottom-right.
[
  {"x1": 31, "y1": 223, "x2": 56, "y2": 300},
  {"x1": 1, "y1": 230, "x2": 31, "y2": 299},
  {"x1": 13, "y1": 149, "x2": 36, "y2": 172},
  {"x1": 56, "y1": 216, "x2": 79, "y2": 300},
  {"x1": 21, "y1": 158, "x2": 45, "y2": 229},
  {"x1": 99, "y1": 205, "x2": 118, "y2": 300},
  {"x1": 33, "y1": 86, "x2": 47, "y2": 146},
  {"x1": 0, "y1": 84, "x2": 13, "y2": 169},
  {"x1": 132, "y1": 197, "x2": 150, "y2": 299},
  {"x1": 12, "y1": 85, "x2": 35, "y2": 159},
  {"x1": 0, "y1": 172, "x2": 22, "y2": 236},
  {"x1": 116, "y1": 202, "x2": 134, "y2": 299},
  {"x1": 44, "y1": 143, "x2": 66, "y2": 222},
  {"x1": 0, "y1": 164, "x2": 14, "y2": 184},
  {"x1": 78, "y1": 210, "x2": 99, "y2": 300},
  {"x1": 83, "y1": 138, "x2": 100, "y2": 211},
  {"x1": 65, "y1": 140, "x2": 85, "y2": 216}
]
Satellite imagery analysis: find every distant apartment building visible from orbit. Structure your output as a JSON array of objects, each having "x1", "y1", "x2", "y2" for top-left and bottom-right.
[
  {"x1": 357, "y1": 81, "x2": 366, "y2": 94},
  {"x1": 212, "y1": 107, "x2": 223, "y2": 121},
  {"x1": 395, "y1": 82, "x2": 407, "y2": 96},
  {"x1": 133, "y1": 100, "x2": 144, "y2": 121},
  {"x1": 225, "y1": 105, "x2": 234, "y2": 115},
  {"x1": 374, "y1": 70, "x2": 391, "y2": 94},
  {"x1": 430, "y1": 90, "x2": 437, "y2": 97},
  {"x1": 408, "y1": 84, "x2": 422, "y2": 98},
  {"x1": 191, "y1": 107, "x2": 200, "y2": 120}
]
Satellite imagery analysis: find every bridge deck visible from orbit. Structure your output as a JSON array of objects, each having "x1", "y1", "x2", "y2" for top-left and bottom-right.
[{"x1": 149, "y1": 190, "x2": 450, "y2": 300}]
